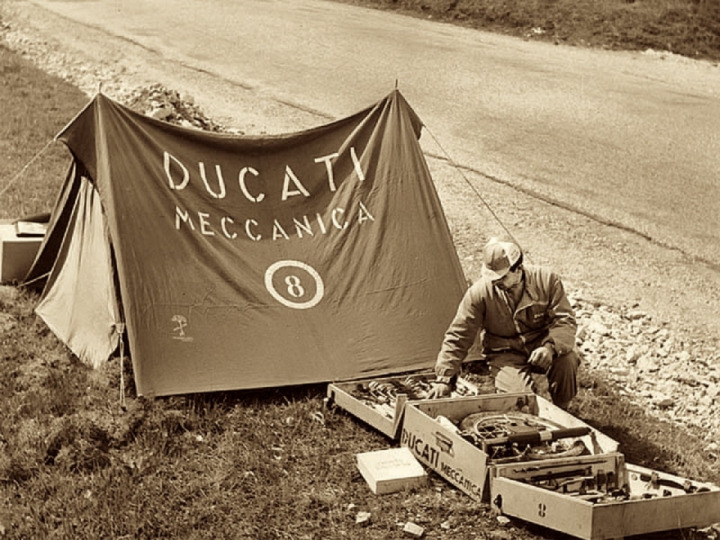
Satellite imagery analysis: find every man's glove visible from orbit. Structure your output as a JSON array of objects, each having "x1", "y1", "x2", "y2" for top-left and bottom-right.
[
  {"x1": 528, "y1": 343, "x2": 554, "y2": 371},
  {"x1": 427, "y1": 382, "x2": 452, "y2": 399}
]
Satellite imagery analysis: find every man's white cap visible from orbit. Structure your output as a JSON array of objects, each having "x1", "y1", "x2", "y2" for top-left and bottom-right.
[{"x1": 481, "y1": 238, "x2": 523, "y2": 281}]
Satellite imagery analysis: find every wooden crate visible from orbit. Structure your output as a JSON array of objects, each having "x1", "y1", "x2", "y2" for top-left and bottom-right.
[
  {"x1": 326, "y1": 371, "x2": 488, "y2": 439},
  {"x1": 0, "y1": 223, "x2": 43, "y2": 284},
  {"x1": 400, "y1": 393, "x2": 621, "y2": 502},
  {"x1": 401, "y1": 393, "x2": 720, "y2": 537},
  {"x1": 492, "y1": 463, "x2": 720, "y2": 539}
]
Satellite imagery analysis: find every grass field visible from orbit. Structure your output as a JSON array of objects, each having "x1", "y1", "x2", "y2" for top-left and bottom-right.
[{"x1": 2, "y1": 3, "x2": 720, "y2": 538}]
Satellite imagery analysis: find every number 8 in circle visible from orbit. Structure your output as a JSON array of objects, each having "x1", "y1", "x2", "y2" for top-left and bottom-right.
[{"x1": 264, "y1": 260, "x2": 325, "y2": 310}]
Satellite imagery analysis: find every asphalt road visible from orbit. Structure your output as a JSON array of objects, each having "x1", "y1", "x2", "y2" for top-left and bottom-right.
[{"x1": 23, "y1": 0, "x2": 720, "y2": 268}]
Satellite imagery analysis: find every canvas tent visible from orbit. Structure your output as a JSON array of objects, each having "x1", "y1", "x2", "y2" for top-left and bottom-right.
[{"x1": 25, "y1": 90, "x2": 467, "y2": 397}]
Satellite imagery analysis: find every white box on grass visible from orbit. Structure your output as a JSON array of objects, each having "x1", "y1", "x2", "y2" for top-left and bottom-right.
[{"x1": 356, "y1": 447, "x2": 427, "y2": 495}]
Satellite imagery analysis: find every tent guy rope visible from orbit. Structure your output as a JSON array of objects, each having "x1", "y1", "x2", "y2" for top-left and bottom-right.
[
  {"x1": 0, "y1": 138, "x2": 56, "y2": 200},
  {"x1": 422, "y1": 124, "x2": 529, "y2": 260},
  {"x1": 0, "y1": 91, "x2": 98, "y2": 203}
]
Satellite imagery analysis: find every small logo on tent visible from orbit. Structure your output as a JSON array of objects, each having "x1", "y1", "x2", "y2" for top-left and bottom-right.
[{"x1": 171, "y1": 315, "x2": 194, "y2": 342}]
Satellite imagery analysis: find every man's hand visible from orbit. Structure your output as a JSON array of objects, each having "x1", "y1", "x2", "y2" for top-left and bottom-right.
[
  {"x1": 528, "y1": 344, "x2": 554, "y2": 371},
  {"x1": 427, "y1": 382, "x2": 452, "y2": 399}
]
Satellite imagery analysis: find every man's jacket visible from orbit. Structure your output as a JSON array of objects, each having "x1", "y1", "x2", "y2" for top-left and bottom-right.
[{"x1": 435, "y1": 265, "x2": 577, "y2": 384}]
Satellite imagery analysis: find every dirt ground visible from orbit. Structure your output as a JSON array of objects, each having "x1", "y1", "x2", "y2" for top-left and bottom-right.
[{"x1": 3, "y1": 0, "x2": 720, "y2": 428}]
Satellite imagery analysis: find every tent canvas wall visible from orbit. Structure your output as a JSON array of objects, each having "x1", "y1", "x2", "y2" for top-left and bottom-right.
[{"x1": 26, "y1": 90, "x2": 467, "y2": 397}]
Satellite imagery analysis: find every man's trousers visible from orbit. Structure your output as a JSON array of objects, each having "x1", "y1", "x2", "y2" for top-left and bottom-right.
[{"x1": 487, "y1": 350, "x2": 580, "y2": 408}]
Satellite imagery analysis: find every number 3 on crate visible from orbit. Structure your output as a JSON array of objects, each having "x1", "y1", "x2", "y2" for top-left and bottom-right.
[{"x1": 264, "y1": 260, "x2": 325, "y2": 309}]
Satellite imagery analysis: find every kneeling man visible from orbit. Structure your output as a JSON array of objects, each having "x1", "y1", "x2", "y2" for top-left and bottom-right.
[{"x1": 428, "y1": 238, "x2": 579, "y2": 409}]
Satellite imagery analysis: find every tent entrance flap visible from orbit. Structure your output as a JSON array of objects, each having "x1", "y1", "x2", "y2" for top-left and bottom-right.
[{"x1": 35, "y1": 174, "x2": 121, "y2": 368}]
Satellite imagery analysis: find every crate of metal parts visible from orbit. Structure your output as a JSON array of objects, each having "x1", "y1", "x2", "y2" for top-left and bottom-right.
[
  {"x1": 401, "y1": 392, "x2": 720, "y2": 538},
  {"x1": 400, "y1": 392, "x2": 622, "y2": 501},
  {"x1": 492, "y1": 460, "x2": 720, "y2": 539},
  {"x1": 326, "y1": 370, "x2": 493, "y2": 439}
]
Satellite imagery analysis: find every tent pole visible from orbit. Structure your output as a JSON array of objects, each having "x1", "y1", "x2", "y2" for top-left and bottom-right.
[
  {"x1": 116, "y1": 322, "x2": 127, "y2": 408},
  {"x1": 53, "y1": 93, "x2": 99, "y2": 142}
]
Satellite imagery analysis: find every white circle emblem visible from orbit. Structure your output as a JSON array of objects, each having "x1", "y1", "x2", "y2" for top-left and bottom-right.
[{"x1": 264, "y1": 260, "x2": 325, "y2": 310}]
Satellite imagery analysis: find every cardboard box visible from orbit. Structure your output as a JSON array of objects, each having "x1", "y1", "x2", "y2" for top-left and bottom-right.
[
  {"x1": 0, "y1": 223, "x2": 43, "y2": 284},
  {"x1": 356, "y1": 447, "x2": 427, "y2": 495},
  {"x1": 492, "y1": 463, "x2": 720, "y2": 539},
  {"x1": 400, "y1": 393, "x2": 621, "y2": 502},
  {"x1": 327, "y1": 371, "x2": 490, "y2": 439}
]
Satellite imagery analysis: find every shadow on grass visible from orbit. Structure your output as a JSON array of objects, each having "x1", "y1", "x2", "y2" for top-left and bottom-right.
[
  {"x1": 572, "y1": 371, "x2": 720, "y2": 485},
  {"x1": 161, "y1": 381, "x2": 332, "y2": 411}
]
